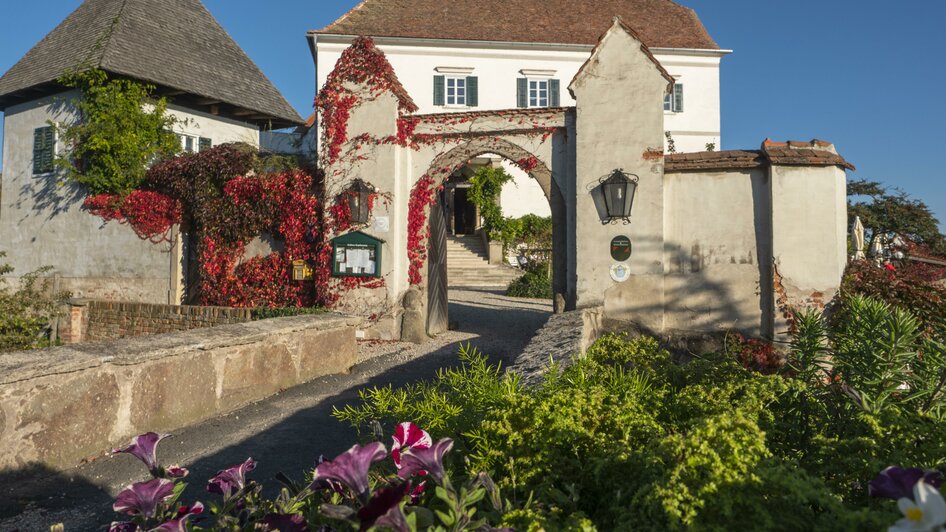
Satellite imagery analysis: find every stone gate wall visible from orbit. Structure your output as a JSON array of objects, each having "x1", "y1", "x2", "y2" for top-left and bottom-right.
[{"x1": 64, "y1": 300, "x2": 253, "y2": 344}]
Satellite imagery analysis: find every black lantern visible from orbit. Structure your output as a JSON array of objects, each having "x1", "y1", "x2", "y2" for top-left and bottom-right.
[
  {"x1": 601, "y1": 169, "x2": 639, "y2": 223},
  {"x1": 346, "y1": 180, "x2": 373, "y2": 225}
]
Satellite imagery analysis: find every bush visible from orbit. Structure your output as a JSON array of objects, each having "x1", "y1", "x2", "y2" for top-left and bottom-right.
[
  {"x1": 0, "y1": 252, "x2": 71, "y2": 352},
  {"x1": 505, "y1": 268, "x2": 552, "y2": 299},
  {"x1": 250, "y1": 306, "x2": 326, "y2": 320}
]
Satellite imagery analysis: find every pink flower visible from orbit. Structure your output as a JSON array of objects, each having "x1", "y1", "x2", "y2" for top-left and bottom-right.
[
  {"x1": 113, "y1": 478, "x2": 176, "y2": 518},
  {"x1": 113, "y1": 432, "x2": 170, "y2": 476},
  {"x1": 391, "y1": 422, "x2": 432, "y2": 471},
  {"x1": 311, "y1": 443, "x2": 387, "y2": 499},
  {"x1": 397, "y1": 438, "x2": 454, "y2": 484},
  {"x1": 207, "y1": 458, "x2": 257, "y2": 498},
  {"x1": 151, "y1": 502, "x2": 204, "y2": 532}
]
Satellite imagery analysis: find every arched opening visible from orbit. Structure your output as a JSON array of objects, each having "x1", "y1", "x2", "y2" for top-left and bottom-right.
[{"x1": 417, "y1": 137, "x2": 568, "y2": 339}]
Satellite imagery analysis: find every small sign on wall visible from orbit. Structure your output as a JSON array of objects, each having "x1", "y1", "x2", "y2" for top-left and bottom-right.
[
  {"x1": 332, "y1": 231, "x2": 384, "y2": 278},
  {"x1": 610, "y1": 236, "x2": 633, "y2": 262},
  {"x1": 292, "y1": 260, "x2": 314, "y2": 281}
]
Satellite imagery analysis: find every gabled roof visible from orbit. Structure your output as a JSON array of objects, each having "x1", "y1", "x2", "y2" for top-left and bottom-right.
[
  {"x1": 0, "y1": 0, "x2": 303, "y2": 128},
  {"x1": 315, "y1": 0, "x2": 719, "y2": 50}
]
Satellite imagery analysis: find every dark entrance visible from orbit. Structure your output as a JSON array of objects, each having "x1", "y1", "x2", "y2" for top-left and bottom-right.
[{"x1": 453, "y1": 188, "x2": 477, "y2": 235}]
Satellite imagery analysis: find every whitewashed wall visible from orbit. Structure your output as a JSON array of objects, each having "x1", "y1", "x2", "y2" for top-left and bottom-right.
[
  {"x1": 315, "y1": 37, "x2": 727, "y2": 154},
  {"x1": 0, "y1": 93, "x2": 261, "y2": 304}
]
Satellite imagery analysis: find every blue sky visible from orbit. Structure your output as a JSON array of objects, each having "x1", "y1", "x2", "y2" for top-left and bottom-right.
[{"x1": 1, "y1": 0, "x2": 943, "y2": 230}]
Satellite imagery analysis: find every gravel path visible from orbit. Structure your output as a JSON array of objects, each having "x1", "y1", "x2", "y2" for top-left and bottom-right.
[{"x1": 0, "y1": 288, "x2": 551, "y2": 531}]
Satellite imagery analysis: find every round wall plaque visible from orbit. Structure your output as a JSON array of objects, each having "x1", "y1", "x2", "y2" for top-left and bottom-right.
[
  {"x1": 610, "y1": 236, "x2": 633, "y2": 262},
  {"x1": 610, "y1": 263, "x2": 631, "y2": 283}
]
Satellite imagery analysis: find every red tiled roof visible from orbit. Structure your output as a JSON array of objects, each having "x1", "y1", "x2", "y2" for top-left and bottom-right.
[
  {"x1": 665, "y1": 150, "x2": 765, "y2": 172},
  {"x1": 315, "y1": 0, "x2": 719, "y2": 50},
  {"x1": 666, "y1": 140, "x2": 855, "y2": 172}
]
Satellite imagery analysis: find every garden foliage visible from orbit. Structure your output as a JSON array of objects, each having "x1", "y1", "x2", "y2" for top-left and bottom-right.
[
  {"x1": 56, "y1": 68, "x2": 181, "y2": 195},
  {"x1": 0, "y1": 252, "x2": 70, "y2": 352},
  {"x1": 336, "y1": 297, "x2": 946, "y2": 530},
  {"x1": 505, "y1": 269, "x2": 552, "y2": 299}
]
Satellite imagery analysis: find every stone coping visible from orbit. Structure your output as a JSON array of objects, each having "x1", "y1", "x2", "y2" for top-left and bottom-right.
[{"x1": 0, "y1": 313, "x2": 361, "y2": 386}]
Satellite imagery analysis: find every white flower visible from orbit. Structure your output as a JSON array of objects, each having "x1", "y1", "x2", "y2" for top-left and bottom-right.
[{"x1": 889, "y1": 481, "x2": 946, "y2": 532}]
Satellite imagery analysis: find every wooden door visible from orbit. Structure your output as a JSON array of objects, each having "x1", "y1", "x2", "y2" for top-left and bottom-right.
[{"x1": 427, "y1": 194, "x2": 449, "y2": 335}]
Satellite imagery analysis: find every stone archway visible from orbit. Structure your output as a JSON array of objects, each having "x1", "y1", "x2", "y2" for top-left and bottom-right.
[{"x1": 419, "y1": 136, "x2": 569, "y2": 332}]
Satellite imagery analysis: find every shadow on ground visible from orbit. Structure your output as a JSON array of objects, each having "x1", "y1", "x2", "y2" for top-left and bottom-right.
[{"x1": 0, "y1": 289, "x2": 552, "y2": 530}]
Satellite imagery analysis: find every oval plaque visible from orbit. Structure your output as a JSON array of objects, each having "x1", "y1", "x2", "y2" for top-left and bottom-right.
[
  {"x1": 610, "y1": 236, "x2": 632, "y2": 262},
  {"x1": 610, "y1": 263, "x2": 631, "y2": 283}
]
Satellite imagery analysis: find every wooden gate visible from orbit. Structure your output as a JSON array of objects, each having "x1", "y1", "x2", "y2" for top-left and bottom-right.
[{"x1": 427, "y1": 193, "x2": 449, "y2": 335}]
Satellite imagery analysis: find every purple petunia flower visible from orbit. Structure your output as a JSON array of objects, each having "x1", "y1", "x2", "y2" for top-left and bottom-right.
[
  {"x1": 207, "y1": 458, "x2": 257, "y2": 497},
  {"x1": 391, "y1": 422, "x2": 432, "y2": 471},
  {"x1": 311, "y1": 443, "x2": 387, "y2": 498},
  {"x1": 870, "y1": 466, "x2": 944, "y2": 501},
  {"x1": 357, "y1": 481, "x2": 411, "y2": 531},
  {"x1": 397, "y1": 438, "x2": 454, "y2": 484},
  {"x1": 151, "y1": 502, "x2": 204, "y2": 532},
  {"x1": 108, "y1": 523, "x2": 138, "y2": 532},
  {"x1": 260, "y1": 513, "x2": 310, "y2": 532},
  {"x1": 113, "y1": 478, "x2": 176, "y2": 518},
  {"x1": 166, "y1": 465, "x2": 189, "y2": 479},
  {"x1": 113, "y1": 432, "x2": 170, "y2": 476}
]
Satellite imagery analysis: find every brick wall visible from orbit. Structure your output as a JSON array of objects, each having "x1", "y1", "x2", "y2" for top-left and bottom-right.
[{"x1": 65, "y1": 300, "x2": 253, "y2": 343}]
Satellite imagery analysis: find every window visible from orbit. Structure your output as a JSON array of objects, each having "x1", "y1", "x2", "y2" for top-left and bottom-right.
[
  {"x1": 177, "y1": 134, "x2": 212, "y2": 153},
  {"x1": 518, "y1": 78, "x2": 560, "y2": 108},
  {"x1": 446, "y1": 76, "x2": 467, "y2": 106},
  {"x1": 665, "y1": 83, "x2": 684, "y2": 113},
  {"x1": 32, "y1": 126, "x2": 55, "y2": 175},
  {"x1": 529, "y1": 79, "x2": 549, "y2": 108}
]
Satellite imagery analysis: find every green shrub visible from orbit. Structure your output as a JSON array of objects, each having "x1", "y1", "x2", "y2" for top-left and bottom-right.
[
  {"x1": 335, "y1": 297, "x2": 944, "y2": 529},
  {"x1": 250, "y1": 306, "x2": 326, "y2": 320},
  {"x1": 0, "y1": 252, "x2": 71, "y2": 351},
  {"x1": 506, "y1": 269, "x2": 552, "y2": 299}
]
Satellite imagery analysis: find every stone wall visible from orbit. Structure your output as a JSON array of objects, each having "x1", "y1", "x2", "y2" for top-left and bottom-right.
[
  {"x1": 65, "y1": 300, "x2": 253, "y2": 344},
  {"x1": 0, "y1": 313, "x2": 360, "y2": 471}
]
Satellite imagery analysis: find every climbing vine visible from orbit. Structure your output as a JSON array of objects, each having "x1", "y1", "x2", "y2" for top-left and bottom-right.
[{"x1": 56, "y1": 68, "x2": 181, "y2": 195}]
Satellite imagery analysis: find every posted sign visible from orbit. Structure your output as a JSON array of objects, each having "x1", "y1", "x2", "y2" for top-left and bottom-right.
[{"x1": 332, "y1": 231, "x2": 384, "y2": 278}]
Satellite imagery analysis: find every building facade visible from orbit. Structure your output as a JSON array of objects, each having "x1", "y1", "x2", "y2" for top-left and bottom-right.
[
  {"x1": 0, "y1": 0, "x2": 303, "y2": 303},
  {"x1": 311, "y1": 0, "x2": 729, "y2": 226}
]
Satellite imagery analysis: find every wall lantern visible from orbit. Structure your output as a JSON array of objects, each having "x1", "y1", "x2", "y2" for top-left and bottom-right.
[
  {"x1": 346, "y1": 180, "x2": 374, "y2": 225},
  {"x1": 600, "y1": 169, "x2": 639, "y2": 224}
]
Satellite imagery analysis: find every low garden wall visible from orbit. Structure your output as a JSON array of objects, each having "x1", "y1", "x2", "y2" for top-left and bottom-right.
[
  {"x1": 0, "y1": 313, "x2": 361, "y2": 471},
  {"x1": 62, "y1": 299, "x2": 253, "y2": 344}
]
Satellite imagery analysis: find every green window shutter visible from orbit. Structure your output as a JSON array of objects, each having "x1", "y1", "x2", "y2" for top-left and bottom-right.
[
  {"x1": 549, "y1": 79, "x2": 561, "y2": 107},
  {"x1": 673, "y1": 83, "x2": 684, "y2": 112},
  {"x1": 198, "y1": 137, "x2": 212, "y2": 152},
  {"x1": 466, "y1": 76, "x2": 479, "y2": 107},
  {"x1": 517, "y1": 78, "x2": 528, "y2": 108},
  {"x1": 33, "y1": 126, "x2": 54, "y2": 175},
  {"x1": 433, "y1": 75, "x2": 446, "y2": 106}
]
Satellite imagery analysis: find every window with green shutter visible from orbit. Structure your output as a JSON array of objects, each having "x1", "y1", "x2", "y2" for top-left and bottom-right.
[
  {"x1": 433, "y1": 75, "x2": 446, "y2": 106},
  {"x1": 549, "y1": 79, "x2": 561, "y2": 107},
  {"x1": 673, "y1": 84, "x2": 684, "y2": 112},
  {"x1": 517, "y1": 78, "x2": 528, "y2": 108},
  {"x1": 466, "y1": 76, "x2": 479, "y2": 107},
  {"x1": 198, "y1": 137, "x2": 212, "y2": 152},
  {"x1": 32, "y1": 126, "x2": 55, "y2": 175}
]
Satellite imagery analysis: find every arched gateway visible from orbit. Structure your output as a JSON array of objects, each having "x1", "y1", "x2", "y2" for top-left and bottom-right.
[{"x1": 319, "y1": 23, "x2": 853, "y2": 345}]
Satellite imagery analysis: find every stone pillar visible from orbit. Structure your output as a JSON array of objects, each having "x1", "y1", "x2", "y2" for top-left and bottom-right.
[
  {"x1": 569, "y1": 18, "x2": 671, "y2": 332},
  {"x1": 60, "y1": 298, "x2": 89, "y2": 344}
]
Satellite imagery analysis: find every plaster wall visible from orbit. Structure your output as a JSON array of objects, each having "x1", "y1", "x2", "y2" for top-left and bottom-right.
[
  {"x1": 165, "y1": 104, "x2": 260, "y2": 149},
  {"x1": 499, "y1": 160, "x2": 552, "y2": 218},
  {"x1": 0, "y1": 93, "x2": 260, "y2": 304},
  {"x1": 771, "y1": 164, "x2": 848, "y2": 314},
  {"x1": 316, "y1": 37, "x2": 723, "y2": 153},
  {"x1": 570, "y1": 25, "x2": 670, "y2": 331},
  {"x1": 663, "y1": 169, "x2": 769, "y2": 335}
]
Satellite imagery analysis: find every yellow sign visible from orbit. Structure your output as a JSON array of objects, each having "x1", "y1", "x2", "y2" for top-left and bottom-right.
[{"x1": 292, "y1": 260, "x2": 314, "y2": 281}]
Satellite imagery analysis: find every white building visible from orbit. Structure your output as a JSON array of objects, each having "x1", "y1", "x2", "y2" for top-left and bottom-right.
[
  {"x1": 310, "y1": 0, "x2": 729, "y2": 227},
  {"x1": 0, "y1": 0, "x2": 303, "y2": 303}
]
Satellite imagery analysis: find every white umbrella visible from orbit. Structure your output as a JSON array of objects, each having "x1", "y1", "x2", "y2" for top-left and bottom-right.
[{"x1": 853, "y1": 216, "x2": 866, "y2": 261}]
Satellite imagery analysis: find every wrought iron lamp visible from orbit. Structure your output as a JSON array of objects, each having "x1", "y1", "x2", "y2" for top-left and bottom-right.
[
  {"x1": 346, "y1": 180, "x2": 374, "y2": 224},
  {"x1": 600, "y1": 169, "x2": 639, "y2": 224}
]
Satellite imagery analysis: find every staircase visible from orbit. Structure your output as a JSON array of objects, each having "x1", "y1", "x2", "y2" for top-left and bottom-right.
[{"x1": 447, "y1": 235, "x2": 524, "y2": 288}]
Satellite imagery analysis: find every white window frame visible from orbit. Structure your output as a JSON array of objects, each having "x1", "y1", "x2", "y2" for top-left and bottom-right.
[
  {"x1": 445, "y1": 76, "x2": 467, "y2": 107},
  {"x1": 528, "y1": 78, "x2": 549, "y2": 108},
  {"x1": 665, "y1": 81, "x2": 683, "y2": 113},
  {"x1": 177, "y1": 133, "x2": 212, "y2": 153}
]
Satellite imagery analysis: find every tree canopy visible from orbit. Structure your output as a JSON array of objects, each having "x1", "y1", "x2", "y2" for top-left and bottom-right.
[{"x1": 848, "y1": 179, "x2": 945, "y2": 255}]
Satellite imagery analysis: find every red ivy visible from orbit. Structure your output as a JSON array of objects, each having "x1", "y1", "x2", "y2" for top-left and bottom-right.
[
  {"x1": 407, "y1": 175, "x2": 437, "y2": 285},
  {"x1": 83, "y1": 190, "x2": 181, "y2": 243}
]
